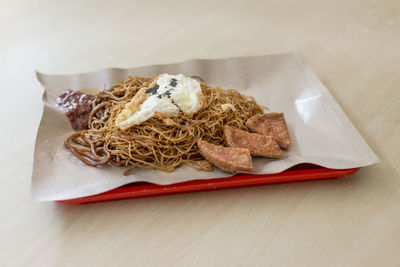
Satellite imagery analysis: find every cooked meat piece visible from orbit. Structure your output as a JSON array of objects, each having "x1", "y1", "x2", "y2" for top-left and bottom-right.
[
  {"x1": 197, "y1": 139, "x2": 253, "y2": 173},
  {"x1": 57, "y1": 89, "x2": 95, "y2": 131},
  {"x1": 224, "y1": 126, "x2": 282, "y2": 158},
  {"x1": 245, "y1": 113, "x2": 291, "y2": 150}
]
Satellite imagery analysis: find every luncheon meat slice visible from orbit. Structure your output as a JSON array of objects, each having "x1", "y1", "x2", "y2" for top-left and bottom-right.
[
  {"x1": 197, "y1": 139, "x2": 253, "y2": 173},
  {"x1": 245, "y1": 113, "x2": 291, "y2": 150},
  {"x1": 224, "y1": 126, "x2": 282, "y2": 158}
]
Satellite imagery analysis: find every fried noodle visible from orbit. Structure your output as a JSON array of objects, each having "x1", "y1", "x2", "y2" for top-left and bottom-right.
[{"x1": 64, "y1": 76, "x2": 264, "y2": 174}]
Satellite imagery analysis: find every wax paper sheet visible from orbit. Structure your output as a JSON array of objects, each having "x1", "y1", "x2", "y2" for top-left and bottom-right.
[{"x1": 32, "y1": 53, "x2": 379, "y2": 201}]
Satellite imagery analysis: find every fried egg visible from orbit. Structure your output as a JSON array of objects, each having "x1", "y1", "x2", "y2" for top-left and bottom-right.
[{"x1": 116, "y1": 73, "x2": 204, "y2": 129}]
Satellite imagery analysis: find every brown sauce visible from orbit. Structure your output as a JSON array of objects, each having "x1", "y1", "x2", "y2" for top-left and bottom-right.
[{"x1": 57, "y1": 89, "x2": 95, "y2": 131}]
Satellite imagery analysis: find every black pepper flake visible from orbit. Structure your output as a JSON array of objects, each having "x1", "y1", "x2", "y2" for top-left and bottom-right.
[
  {"x1": 157, "y1": 89, "x2": 173, "y2": 99},
  {"x1": 171, "y1": 99, "x2": 179, "y2": 107},
  {"x1": 145, "y1": 84, "x2": 159, "y2": 95},
  {"x1": 170, "y1": 78, "x2": 178, "y2": 87}
]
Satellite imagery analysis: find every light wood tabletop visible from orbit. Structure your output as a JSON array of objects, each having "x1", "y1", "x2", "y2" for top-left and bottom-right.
[{"x1": 1, "y1": 0, "x2": 399, "y2": 266}]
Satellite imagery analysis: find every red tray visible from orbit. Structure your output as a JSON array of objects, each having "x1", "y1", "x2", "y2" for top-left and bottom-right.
[{"x1": 56, "y1": 164, "x2": 360, "y2": 205}]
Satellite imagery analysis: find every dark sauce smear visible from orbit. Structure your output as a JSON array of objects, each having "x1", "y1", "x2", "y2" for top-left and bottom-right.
[
  {"x1": 145, "y1": 84, "x2": 159, "y2": 95},
  {"x1": 57, "y1": 89, "x2": 95, "y2": 131}
]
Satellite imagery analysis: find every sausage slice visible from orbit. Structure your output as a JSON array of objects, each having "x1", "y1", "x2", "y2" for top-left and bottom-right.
[
  {"x1": 197, "y1": 139, "x2": 253, "y2": 173},
  {"x1": 245, "y1": 113, "x2": 291, "y2": 150},
  {"x1": 224, "y1": 126, "x2": 282, "y2": 158}
]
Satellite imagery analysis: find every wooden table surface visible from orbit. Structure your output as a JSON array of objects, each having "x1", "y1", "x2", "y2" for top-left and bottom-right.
[{"x1": 1, "y1": 0, "x2": 399, "y2": 266}]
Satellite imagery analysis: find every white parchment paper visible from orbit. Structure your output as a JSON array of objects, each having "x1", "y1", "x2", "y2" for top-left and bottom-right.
[{"x1": 32, "y1": 53, "x2": 379, "y2": 201}]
